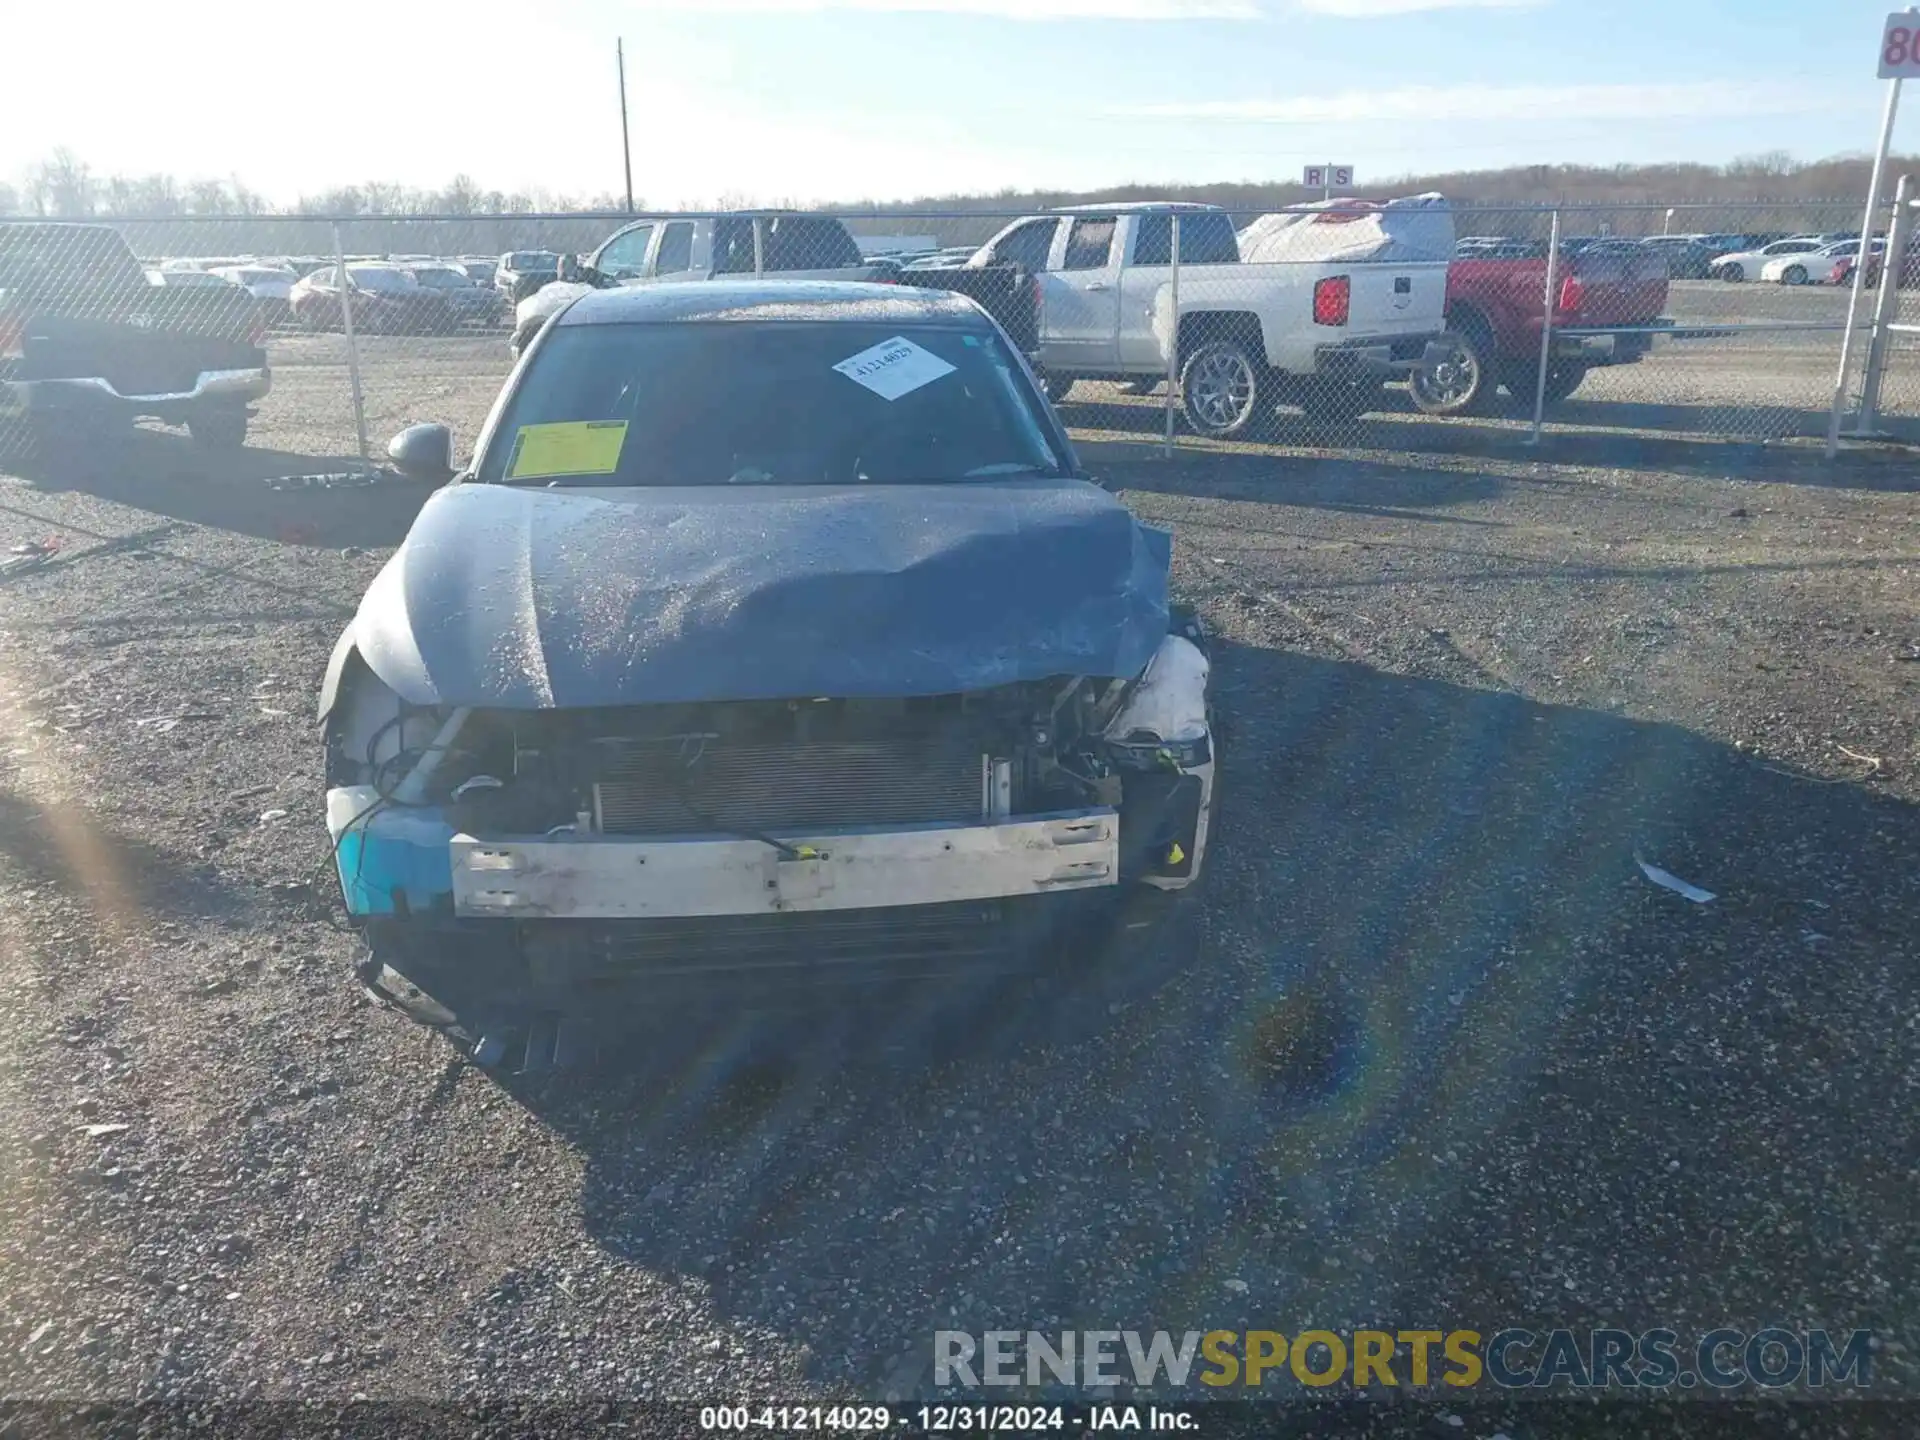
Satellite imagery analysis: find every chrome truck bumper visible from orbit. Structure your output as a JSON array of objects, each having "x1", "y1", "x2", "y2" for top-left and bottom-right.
[
  {"x1": 1315, "y1": 332, "x2": 1447, "y2": 377},
  {"x1": 4, "y1": 366, "x2": 271, "y2": 414}
]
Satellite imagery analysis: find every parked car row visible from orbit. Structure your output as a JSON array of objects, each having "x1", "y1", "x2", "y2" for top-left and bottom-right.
[
  {"x1": 1704, "y1": 233, "x2": 1870, "y2": 284},
  {"x1": 143, "y1": 251, "x2": 535, "y2": 329},
  {"x1": 285, "y1": 262, "x2": 507, "y2": 334},
  {"x1": 1452, "y1": 229, "x2": 1901, "y2": 289}
]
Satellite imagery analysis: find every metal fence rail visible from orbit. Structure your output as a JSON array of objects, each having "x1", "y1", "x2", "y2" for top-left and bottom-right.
[{"x1": 3, "y1": 199, "x2": 1913, "y2": 479}]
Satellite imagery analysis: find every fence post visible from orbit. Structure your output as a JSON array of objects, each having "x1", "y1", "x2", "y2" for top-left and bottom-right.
[
  {"x1": 1525, "y1": 208, "x2": 1562, "y2": 446},
  {"x1": 1859, "y1": 174, "x2": 1914, "y2": 434},
  {"x1": 1829, "y1": 68, "x2": 1906, "y2": 456},
  {"x1": 331, "y1": 222, "x2": 372, "y2": 473},
  {"x1": 1162, "y1": 211, "x2": 1181, "y2": 458}
]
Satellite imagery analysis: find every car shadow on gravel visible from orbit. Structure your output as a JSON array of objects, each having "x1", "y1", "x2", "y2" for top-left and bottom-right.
[
  {"x1": 4, "y1": 428, "x2": 437, "y2": 550},
  {"x1": 496, "y1": 639, "x2": 1920, "y2": 1396},
  {"x1": 1065, "y1": 395, "x2": 1920, "y2": 491},
  {"x1": 1102, "y1": 449, "x2": 1516, "y2": 521}
]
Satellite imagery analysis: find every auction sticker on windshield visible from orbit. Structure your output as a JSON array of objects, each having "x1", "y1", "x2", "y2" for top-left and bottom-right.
[
  {"x1": 506, "y1": 420, "x2": 629, "y2": 480},
  {"x1": 833, "y1": 336, "x2": 956, "y2": 401}
]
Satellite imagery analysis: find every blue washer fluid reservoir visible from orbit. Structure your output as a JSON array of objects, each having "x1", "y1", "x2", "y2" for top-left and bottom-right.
[{"x1": 325, "y1": 785, "x2": 457, "y2": 916}]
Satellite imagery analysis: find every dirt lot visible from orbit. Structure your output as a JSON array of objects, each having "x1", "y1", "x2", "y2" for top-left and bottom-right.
[{"x1": 0, "y1": 336, "x2": 1918, "y2": 1420}]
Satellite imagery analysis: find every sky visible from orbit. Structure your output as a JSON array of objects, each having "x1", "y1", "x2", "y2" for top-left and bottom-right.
[{"x1": 0, "y1": 0, "x2": 1908, "y2": 207}]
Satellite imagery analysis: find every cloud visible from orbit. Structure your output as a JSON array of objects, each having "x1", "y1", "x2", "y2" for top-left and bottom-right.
[
  {"x1": 1124, "y1": 82, "x2": 1845, "y2": 125},
  {"x1": 620, "y1": 0, "x2": 1259, "y2": 15}
]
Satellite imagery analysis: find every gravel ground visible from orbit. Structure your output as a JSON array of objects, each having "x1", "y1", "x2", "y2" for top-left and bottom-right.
[{"x1": 0, "y1": 358, "x2": 1917, "y2": 1421}]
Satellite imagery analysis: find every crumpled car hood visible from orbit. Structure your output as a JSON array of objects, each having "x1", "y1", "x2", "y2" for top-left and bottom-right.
[{"x1": 350, "y1": 478, "x2": 1171, "y2": 710}]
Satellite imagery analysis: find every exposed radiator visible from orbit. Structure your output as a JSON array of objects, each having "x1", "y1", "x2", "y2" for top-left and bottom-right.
[{"x1": 593, "y1": 739, "x2": 987, "y2": 834}]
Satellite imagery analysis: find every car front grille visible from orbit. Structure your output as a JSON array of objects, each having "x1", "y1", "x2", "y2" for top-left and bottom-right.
[
  {"x1": 593, "y1": 738, "x2": 986, "y2": 835},
  {"x1": 580, "y1": 902, "x2": 1016, "y2": 979},
  {"x1": 515, "y1": 892, "x2": 1116, "y2": 997}
]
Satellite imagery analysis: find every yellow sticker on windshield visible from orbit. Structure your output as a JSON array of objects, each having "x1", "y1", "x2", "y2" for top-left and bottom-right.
[{"x1": 505, "y1": 420, "x2": 628, "y2": 480}]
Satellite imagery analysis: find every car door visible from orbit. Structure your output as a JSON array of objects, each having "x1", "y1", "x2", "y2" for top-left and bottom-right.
[
  {"x1": 1042, "y1": 215, "x2": 1122, "y2": 372},
  {"x1": 650, "y1": 221, "x2": 697, "y2": 284},
  {"x1": 980, "y1": 217, "x2": 1058, "y2": 273},
  {"x1": 594, "y1": 223, "x2": 655, "y2": 284},
  {"x1": 1114, "y1": 211, "x2": 1239, "y2": 369}
]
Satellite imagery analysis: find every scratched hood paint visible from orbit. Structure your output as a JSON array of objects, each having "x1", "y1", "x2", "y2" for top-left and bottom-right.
[{"x1": 349, "y1": 478, "x2": 1172, "y2": 709}]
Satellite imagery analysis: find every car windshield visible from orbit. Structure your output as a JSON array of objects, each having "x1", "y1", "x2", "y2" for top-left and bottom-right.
[
  {"x1": 410, "y1": 268, "x2": 469, "y2": 288},
  {"x1": 476, "y1": 320, "x2": 1063, "y2": 487},
  {"x1": 349, "y1": 266, "x2": 416, "y2": 292},
  {"x1": 508, "y1": 252, "x2": 556, "y2": 270}
]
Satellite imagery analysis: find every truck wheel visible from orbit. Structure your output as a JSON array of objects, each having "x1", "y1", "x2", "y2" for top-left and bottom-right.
[
  {"x1": 188, "y1": 407, "x2": 250, "y2": 449},
  {"x1": 1179, "y1": 341, "x2": 1265, "y2": 437},
  {"x1": 1407, "y1": 324, "x2": 1497, "y2": 417},
  {"x1": 1299, "y1": 377, "x2": 1385, "y2": 426},
  {"x1": 1117, "y1": 377, "x2": 1161, "y2": 396}
]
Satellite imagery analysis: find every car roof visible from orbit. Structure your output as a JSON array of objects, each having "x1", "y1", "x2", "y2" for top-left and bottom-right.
[
  {"x1": 1049, "y1": 201, "x2": 1225, "y2": 215},
  {"x1": 557, "y1": 280, "x2": 990, "y2": 328}
]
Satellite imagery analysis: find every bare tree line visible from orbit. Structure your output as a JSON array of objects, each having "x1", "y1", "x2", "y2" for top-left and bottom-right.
[
  {"x1": 836, "y1": 152, "x2": 1914, "y2": 220},
  {"x1": 0, "y1": 149, "x2": 629, "y2": 220},
  {"x1": 1, "y1": 146, "x2": 1903, "y2": 238}
]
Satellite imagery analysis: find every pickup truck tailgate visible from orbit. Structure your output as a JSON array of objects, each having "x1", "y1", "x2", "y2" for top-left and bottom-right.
[
  {"x1": 1561, "y1": 247, "x2": 1669, "y2": 326},
  {"x1": 1346, "y1": 260, "x2": 1449, "y2": 339},
  {"x1": 20, "y1": 311, "x2": 263, "y2": 396},
  {"x1": 2, "y1": 223, "x2": 265, "y2": 398}
]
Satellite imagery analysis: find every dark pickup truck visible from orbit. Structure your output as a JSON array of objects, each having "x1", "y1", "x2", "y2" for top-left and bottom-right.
[
  {"x1": 1408, "y1": 239, "x2": 1670, "y2": 416},
  {"x1": 0, "y1": 222, "x2": 270, "y2": 458}
]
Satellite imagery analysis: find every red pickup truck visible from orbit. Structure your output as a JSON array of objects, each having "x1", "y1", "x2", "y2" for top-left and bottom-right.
[{"x1": 1408, "y1": 240, "x2": 1670, "y2": 416}]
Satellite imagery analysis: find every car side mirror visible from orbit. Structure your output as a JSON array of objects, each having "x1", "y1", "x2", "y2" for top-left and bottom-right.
[{"x1": 388, "y1": 423, "x2": 454, "y2": 481}]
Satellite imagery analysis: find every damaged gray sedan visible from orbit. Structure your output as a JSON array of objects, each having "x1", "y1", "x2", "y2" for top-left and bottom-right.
[{"x1": 319, "y1": 282, "x2": 1215, "y2": 1068}]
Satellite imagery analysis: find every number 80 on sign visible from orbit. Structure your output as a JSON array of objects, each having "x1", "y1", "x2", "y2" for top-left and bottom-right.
[{"x1": 1880, "y1": 12, "x2": 1920, "y2": 77}]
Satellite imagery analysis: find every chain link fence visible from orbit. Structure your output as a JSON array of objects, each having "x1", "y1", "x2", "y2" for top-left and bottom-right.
[{"x1": 1, "y1": 200, "x2": 1910, "y2": 479}]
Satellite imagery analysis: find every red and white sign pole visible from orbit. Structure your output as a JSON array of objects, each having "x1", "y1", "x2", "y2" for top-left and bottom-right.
[{"x1": 1828, "y1": 11, "x2": 1918, "y2": 454}]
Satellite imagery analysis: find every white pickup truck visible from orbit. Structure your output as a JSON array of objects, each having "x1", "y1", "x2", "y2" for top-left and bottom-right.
[{"x1": 969, "y1": 202, "x2": 1450, "y2": 436}]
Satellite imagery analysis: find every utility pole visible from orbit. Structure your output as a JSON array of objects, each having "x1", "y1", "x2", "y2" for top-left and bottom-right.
[{"x1": 617, "y1": 39, "x2": 635, "y2": 214}]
